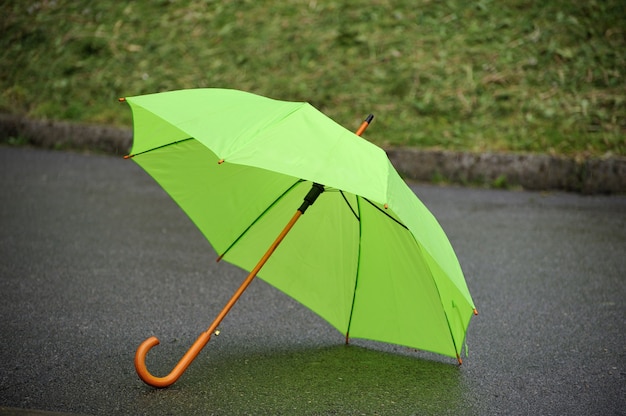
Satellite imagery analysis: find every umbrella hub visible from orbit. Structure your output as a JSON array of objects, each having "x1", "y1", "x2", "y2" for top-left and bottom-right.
[{"x1": 298, "y1": 182, "x2": 325, "y2": 214}]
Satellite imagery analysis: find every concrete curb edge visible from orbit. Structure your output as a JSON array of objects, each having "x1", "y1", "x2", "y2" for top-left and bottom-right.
[{"x1": 1, "y1": 114, "x2": 624, "y2": 194}]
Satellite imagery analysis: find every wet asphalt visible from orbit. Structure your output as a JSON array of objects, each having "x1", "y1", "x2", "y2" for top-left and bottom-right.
[{"x1": 0, "y1": 146, "x2": 624, "y2": 415}]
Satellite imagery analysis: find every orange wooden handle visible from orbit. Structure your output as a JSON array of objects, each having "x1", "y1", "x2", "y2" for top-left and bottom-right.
[
  {"x1": 134, "y1": 211, "x2": 303, "y2": 388},
  {"x1": 134, "y1": 332, "x2": 211, "y2": 388}
]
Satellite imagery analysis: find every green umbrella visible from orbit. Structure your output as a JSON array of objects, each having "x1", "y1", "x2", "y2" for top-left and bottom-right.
[{"x1": 121, "y1": 88, "x2": 477, "y2": 388}]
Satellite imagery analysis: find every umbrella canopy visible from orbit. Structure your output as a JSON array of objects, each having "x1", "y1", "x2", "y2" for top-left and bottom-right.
[{"x1": 123, "y1": 88, "x2": 476, "y2": 386}]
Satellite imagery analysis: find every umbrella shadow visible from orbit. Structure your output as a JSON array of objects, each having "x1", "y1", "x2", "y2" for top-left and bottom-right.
[{"x1": 138, "y1": 343, "x2": 469, "y2": 415}]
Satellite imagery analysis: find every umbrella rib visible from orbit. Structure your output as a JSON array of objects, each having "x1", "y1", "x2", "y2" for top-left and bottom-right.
[
  {"x1": 216, "y1": 179, "x2": 305, "y2": 262},
  {"x1": 125, "y1": 137, "x2": 194, "y2": 158},
  {"x1": 362, "y1": 198, "x2": 408, "y2": 230},
  {"x1": 344, "y1": 195, "x2": 363, "y2": 343},
  {"x1": 339, "y1": 190, "x2": 360, "y2": 221}
]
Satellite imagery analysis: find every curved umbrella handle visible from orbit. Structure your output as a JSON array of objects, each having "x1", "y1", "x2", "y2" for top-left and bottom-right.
[{"x1": 134, "y1": 331, "x2": 212, "y2": 388}]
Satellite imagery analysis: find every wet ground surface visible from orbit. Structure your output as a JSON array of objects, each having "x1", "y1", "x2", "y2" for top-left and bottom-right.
[{"x1": 1, "y1": 146, "x2": 624, "y2": 415}]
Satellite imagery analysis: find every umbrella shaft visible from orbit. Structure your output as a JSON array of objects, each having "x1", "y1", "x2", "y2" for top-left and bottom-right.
[{"x1": 206, "y1": 210, "x2": 303, "y2": 334}]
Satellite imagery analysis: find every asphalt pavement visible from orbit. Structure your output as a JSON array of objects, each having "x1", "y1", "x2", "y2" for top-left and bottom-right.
[{"x1": 0, "y1": 146, "x2": 624, "y2": 415}]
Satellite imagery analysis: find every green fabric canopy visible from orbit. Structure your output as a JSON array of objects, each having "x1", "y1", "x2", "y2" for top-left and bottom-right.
[{"x1": 125, "y1": 88, "x2": 476, "y2": 361}]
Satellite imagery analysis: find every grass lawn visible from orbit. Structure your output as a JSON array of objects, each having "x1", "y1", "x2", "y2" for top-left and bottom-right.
[{"x1": 1, "y1": 0, "x2": 624, "y2": 156}]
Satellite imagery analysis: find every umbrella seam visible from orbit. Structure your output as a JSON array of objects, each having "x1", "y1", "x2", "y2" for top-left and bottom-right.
[
  {"x1": 412, "y1": 238, "x2": 462, "y2": 358},
  {"x1": 222, "y1": 102, "x2": 306, "y2": 159}
]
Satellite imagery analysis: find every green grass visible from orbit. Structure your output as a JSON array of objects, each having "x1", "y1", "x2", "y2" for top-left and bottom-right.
[{"x1": 1, "y1": 0, "x2": 624, "y2": 156}]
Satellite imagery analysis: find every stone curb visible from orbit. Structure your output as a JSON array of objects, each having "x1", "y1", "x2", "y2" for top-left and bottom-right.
[
  {"x1": 387, "y1": 148, "x2": 626, "y2": 194},
  {"x1": 0, "y1": 114, "x2": 132, "y2": 156},
  {"x1": 1, "y1": 113, "x2": 624, "y2": 194}
]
